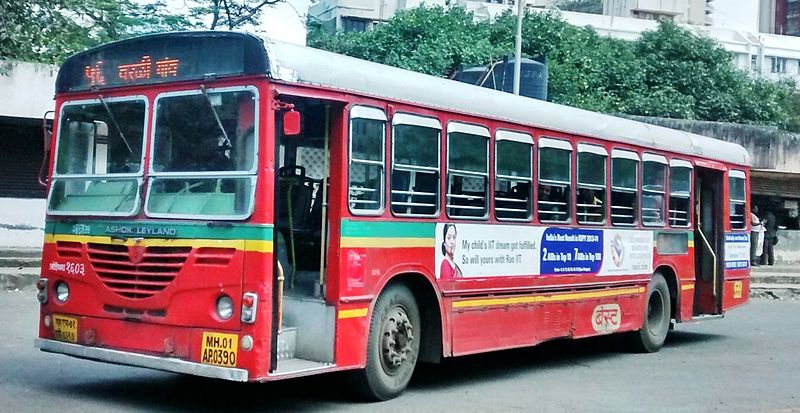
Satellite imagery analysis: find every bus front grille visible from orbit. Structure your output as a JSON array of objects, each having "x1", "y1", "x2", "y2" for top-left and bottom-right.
[{"x1": 87, "y1": 243, "x2": 191, "y2": 299}]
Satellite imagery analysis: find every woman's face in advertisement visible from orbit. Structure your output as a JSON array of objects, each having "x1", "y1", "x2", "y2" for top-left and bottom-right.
[{"x1": 444, "y1": 226, "x2": 457, "y2": 256}]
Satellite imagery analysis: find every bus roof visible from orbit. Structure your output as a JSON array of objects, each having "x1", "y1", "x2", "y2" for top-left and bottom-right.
[{"x1": 265, "y1": 38, "x2": 750, "y2": 167}]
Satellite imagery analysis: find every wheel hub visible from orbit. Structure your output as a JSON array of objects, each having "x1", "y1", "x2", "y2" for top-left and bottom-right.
[{"x1": 380, "y1": 306, "x2": 415, "y2": 372}]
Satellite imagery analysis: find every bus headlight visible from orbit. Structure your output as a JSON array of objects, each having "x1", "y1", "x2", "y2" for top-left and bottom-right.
[
  {"x1": 216, "y1": 295, "x2": 234, "y2": 320},
  {"x1": 55, "y1": 282, "x2": 70, "y2": 303}
]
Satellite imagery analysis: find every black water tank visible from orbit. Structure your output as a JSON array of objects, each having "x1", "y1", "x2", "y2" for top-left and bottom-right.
[{"x1": 451, "y1": 57, "x2": 548, "y2": 101}]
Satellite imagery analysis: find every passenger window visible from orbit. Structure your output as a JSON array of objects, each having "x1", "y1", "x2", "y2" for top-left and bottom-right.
[
  {"x1": 669, "y1": 161, "x2": 692, "y2": 227},
  {"x1": 611, "y1": 150, "x2": 638, "y2": 226},
  {"x1": 538, "y1": 138, "x2": 572, "y2": 223},
  {"x1": 577, "y1": 144, "x2": 606, "y2": 225},
  {"x1": 642, "y1": 155, "x2": 667, "y2": 226},
  {"x1": 447, "y1": 123, "x2": 489, "y2": 219},
  {"x1": 391, "y1": 114, "x2": 441, "y2": 217},
  {"x1": 495, "y1": 131, "x2": 533, "y2": 221},
  {"x1": 729, "y1": 170, "x2": 746, "y2": 230},
  {"x1": 348, "y1": 107, "x2": 386, "y2": 214}
]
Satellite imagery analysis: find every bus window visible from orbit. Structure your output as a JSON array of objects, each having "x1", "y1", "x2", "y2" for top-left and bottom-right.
[
  {"x1": 642, "y1": 154, "x2": 667, "y2": 227},
  {"x1": 48, "y1": 97, "x2": 146, "y2": 216},
  {"x1": 669, "y1": 160, "x2": 692, "y2": 227},
  {"x1": 495, "y1": 130, "x2": 533, "y2": 221},
  {"x1": 577, "y1": 144, "x2": 607, "y2": 225},
  {"x1": 146, "y1": 87, "x2": 257, "y2": 219},
  {"x1": 729, "y1": 170, "x2": 747, "y2": 230},
  {"x1": 348, "y1": 106, "x2": 386, "y2": 215},
  {"x1": 611, "y1": 149, "x2": 639, "y2": 226},
  {"x1": 538, "y1": 138, "x2": 572, "y2": 223},
  {"x1": 447, "y1": 123, "x2": 489, "y2": 219},
  {"x1": 391, "y1": 114, "x2": 441, "y2": 217}
]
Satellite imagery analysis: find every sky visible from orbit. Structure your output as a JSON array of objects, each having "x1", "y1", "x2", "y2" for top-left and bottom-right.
[{"x1": 257, "y1": 0, "x2": 312, "y2": 44}]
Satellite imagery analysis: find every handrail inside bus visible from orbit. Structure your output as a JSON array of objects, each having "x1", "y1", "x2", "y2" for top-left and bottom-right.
[{"x1": 696, "y1": 223, "x2": 718, "y2": 298}]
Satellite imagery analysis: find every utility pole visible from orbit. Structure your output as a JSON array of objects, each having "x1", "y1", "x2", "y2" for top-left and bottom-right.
[{"x1": 513, "y1": 0, "x2": 524, "y2": 95}]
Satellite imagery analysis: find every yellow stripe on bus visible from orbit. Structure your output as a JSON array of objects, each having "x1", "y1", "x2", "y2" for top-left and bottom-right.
[
  {"x1": 338, "y1": 308, "x2": 369, "y2": 319},
  {"x1": 452, "y1": 286, "x2": 646, "y2": 309},
  {"x1": 681, "y1": 284, "x2": 695, "y2": 291},
  {"x1": 340, "y1": 237, "x2": 435, "y2": 248},
  {"x1": 44, "y1": 234, "x2": 272, "y2": 253}
]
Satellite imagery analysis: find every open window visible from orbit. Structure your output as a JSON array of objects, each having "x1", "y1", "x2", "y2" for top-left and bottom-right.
[
  {"x1": 577, "y1": 144, "x2": 606, "y2": 225},
  {"x1": 611, "y1": 149, "x2": 639, "y2": 226},
  {"x1": 391, "y1": 114, "x2": 441, "y2": 217},
  {"x1": 495, "y1": 130, "x2": 533, "y2": 221},
  {"x1": 669, "y1": 159, "x2": 692, "y2": 228},
  {"x1": 642, "y1": 153, "x2": 667, "y2": 227},
  {"x1": 538, "y1": 138, "x2": 572, "y2": 223},
  {"x1": 447, "y1": 122, "x2": 489, "y2": 219},
  {"x1": 348, "y1": 106, "x2": 386, "y2": 215},
  {"x1": 729, "y1": 170, "x2": 746, "y2": 230}
]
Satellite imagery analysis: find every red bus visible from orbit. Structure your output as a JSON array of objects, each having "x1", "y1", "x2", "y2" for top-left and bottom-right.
[{"x1": 35, "y1": 31, "x2": 751, "y2": 400}]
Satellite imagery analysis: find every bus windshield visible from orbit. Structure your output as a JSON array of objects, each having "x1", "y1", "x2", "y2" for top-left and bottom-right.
[
  {"x1": 48, "y1": 97, "x2": 146, "y2": 215},
  {"x1": 146, "y1": 87, "x2": 257, "y2": 219}
]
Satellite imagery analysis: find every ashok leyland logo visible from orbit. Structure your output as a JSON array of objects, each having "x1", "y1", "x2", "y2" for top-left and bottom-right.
[
  {"x1": 72, "y1": 224, "x2": 91, "y2": 235},
  {"x1": 611, "y1": 234, "x2": 625, "y2": 267}
]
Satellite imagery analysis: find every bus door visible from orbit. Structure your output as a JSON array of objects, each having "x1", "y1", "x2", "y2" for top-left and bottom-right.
[
  {"x1": 693, "y1": 167, "x2": 724, "y2": 316},
  {"x1": 271, "y1": 96, "x2": 342, "y2": 374}
]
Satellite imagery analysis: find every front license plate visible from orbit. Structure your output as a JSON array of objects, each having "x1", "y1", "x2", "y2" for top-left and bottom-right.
[
  {"x1": 200, "y1": 332, "x2": 238, "y2": 367},
  {"x1": 53, "y1": 314, "x2": 78, "y2": 343}
]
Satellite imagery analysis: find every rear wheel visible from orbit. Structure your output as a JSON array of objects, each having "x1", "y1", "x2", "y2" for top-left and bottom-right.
[
  {"x1": 354, "y1": 284, "x2": 421, "y2": 401},
  {"x1": 628, "y1": 272, "x2": 671, "y2": 353}
]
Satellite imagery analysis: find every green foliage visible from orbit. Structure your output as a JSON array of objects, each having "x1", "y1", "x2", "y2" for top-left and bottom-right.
[
  {"x1": 189, "y1": 0, "x2": 283, "y2": 30},
  {"x1": 0, "y1": 0, "x2": 194, "y2": 65},
  {"x1": 309, "y1": 8, "x2": 800, "y2": 132},
  {"x1": 556, "y1": 0, "x2": 603, "y2": 14}
]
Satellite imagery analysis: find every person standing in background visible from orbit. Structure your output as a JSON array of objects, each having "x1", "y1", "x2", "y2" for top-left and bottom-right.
[
  {"x1": 761, "y1": 206, "x2": 778, "y2": 266},
  {"x1": 750, "y1": 205, "x2": 763, "y2": 266}
]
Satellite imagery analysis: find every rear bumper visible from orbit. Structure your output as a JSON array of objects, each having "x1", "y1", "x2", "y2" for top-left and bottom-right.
[{"x1": 34, "y1": 338, "x2": 249, "y2": 382}]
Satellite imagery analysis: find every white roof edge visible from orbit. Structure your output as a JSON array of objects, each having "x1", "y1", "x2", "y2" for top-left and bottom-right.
[
  {"x1": 350, "y1": 106, "x2": 387, "y2": 121},
  {"x1": 393, "y1": 113, "x2": 441, "y2": 129},
  {"x1": 264, "y1": 37, "x2": 750, "y2": 166},
  {"x1": 539, "y1": 137, "x2": 572, "y2": 150},
  {"x1": 577, "y1": 143, "x2": 608, "y2": 156},
  {"x1": 448, "y1": 122, "x2": 490, "y2": 137},
  {"x1": 612, "y1": 149, "x2": 640, "y2": 161},
  {"x1": 496, "y1": 130, "x2": 534, "y2": 144},
  {"x1": 669, "y1": 159, "x2": 694, "y2": 169},
  {"x1": 642, "y1": 153, "x2": 668, "y2": 164},
  {"x1": 729, "y1": 169, "x2": 747, "y2": 179}
]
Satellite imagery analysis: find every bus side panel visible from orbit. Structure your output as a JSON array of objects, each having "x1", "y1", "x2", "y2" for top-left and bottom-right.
[
  {"x1": 333, "y1": 304, "x2": 371, "y2": 368},
  {"x1": 449, "y1": 301, "x2": 550, "y2": 356},
  {"x1": 571, "y1": 294, "x2": 644, "y2": 339},
  {"x1": 241, "y1": 248, "x2": 274, "y2": 380},
  {"x1": 722, "y1": 269, "x2": 749, "y2": 311}
]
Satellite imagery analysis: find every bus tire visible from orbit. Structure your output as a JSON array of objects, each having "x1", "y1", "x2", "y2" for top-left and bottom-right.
[
  {"x1": 628, "y1": 272, "x2": 671, "y2": 353},
  {"x1": 355, "y1": 284, "x2": 421, "y2": 401}
]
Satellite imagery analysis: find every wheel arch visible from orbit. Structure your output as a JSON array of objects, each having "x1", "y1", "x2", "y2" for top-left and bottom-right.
[
  {"x1": 381, "y1": 272, "x2": 444, "y2": 364},
  {"x1": 655, "y1": 264, "x2": 679, "y2": 320}
]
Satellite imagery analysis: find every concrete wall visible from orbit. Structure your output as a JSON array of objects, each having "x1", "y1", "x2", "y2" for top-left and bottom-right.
[
  {"x1": 775, "y1": 230, "x2": 800, "y2": 264},
  {"x1": 0, "y1": 198, "x2": 45, "y2": 249},
  {"x1": 0, "y1": 61, "x2": 57, "y2": 119},
  {"x1": 620, "y1": 115, "x2": 800, "y2": 173}
]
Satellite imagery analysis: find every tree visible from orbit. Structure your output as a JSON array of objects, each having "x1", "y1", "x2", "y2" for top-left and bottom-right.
[
  {"x1": 556, "y1": 0, "x2": 603, "y2": 14},
  {"x1": 188, "y1": 0, "x2": 284, "y2": 30},
  {"x1": 0, "y1": 0, "x2": 194, "y2": 65}
]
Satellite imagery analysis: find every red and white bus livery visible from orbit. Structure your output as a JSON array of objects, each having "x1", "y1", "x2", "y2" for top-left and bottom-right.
[{"x1": 35, "y1": 31, "x2": 751, "y2": 400}]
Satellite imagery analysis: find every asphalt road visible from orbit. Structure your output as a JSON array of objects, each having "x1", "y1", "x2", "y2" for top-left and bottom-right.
[{"x1": 2, "y1": 291, "x2": 799, "y2": 413}]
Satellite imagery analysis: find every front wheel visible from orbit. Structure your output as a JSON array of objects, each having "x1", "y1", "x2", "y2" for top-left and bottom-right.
[
  {"x1": 628, "y1": 272, "x2": 671, "y2": 353},
  {"x1": 353, "y1": 284, "x2": 421, "y2": 401}
]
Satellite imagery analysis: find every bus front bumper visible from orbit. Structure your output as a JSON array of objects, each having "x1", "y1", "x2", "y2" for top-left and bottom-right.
[{"x1": 34, "y1": 338, "x2": 249, "y2": 382}]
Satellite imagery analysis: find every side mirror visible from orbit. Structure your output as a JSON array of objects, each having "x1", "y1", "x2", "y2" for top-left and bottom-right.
[
  {"x1": 283, "y1": 110, "x2": 301, "y2": 136},
  {"x1": 38, "y1": 111, "x2": 54, "y2": 187}
]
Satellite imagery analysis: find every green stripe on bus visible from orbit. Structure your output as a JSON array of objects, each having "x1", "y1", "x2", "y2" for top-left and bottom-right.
[
  {"x1": 46, "y1": 220, "x2": 273, "y2": 240},
  {"x1": 340, "y1": 220, "x2": 435, "y2": 238}
]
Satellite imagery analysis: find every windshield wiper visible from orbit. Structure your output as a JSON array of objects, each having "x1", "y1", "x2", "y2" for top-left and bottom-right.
[
  {"x1": 97, "y1": 95, "x2": 134, "y2": 154},
  {"x1": 200, "y1": 85, "x2": 232, "y2": 149}
]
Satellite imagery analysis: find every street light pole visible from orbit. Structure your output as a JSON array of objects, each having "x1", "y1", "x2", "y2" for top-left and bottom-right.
[{"x1": 513, "y1": 0, "x2": 524, "y2": 95}]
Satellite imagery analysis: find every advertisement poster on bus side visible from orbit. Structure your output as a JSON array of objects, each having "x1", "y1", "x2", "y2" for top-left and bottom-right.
[
  {"x1": 434, "y1": 223, "x2": 654, "y2": 279},
  {"x1": 724, "y1": 233, "x2": 750, "y2": 270}
]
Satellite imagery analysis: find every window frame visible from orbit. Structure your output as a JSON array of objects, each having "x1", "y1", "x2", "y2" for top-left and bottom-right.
[
  {"x1": 347, "y1": 105, "x2": 387, "y2": 216},
  {"x1": 446, "y1": 122, "x2": 490, "y2": 220},
  {"x1": 668, "y1": 159, "x2": 693, "y2": 228},
  {"x1": 610, "y1": 149, "x2": 640, "y2": 227},
  {"x1": 537, "y1": 137, "x2": 573, "y2": 224},
  {"x1": 728, "y1": 169, "x2": 747, "y2": 231},
  {"x1": 390, "y1": 113, "x2": 442, "y2": 218},
  {"x1": 576, "y1": 143, "x2": 607, "y2": 225},
  {"x1": 494, "y1": 130, "x2": 534, "y2": 222},
  {"x1": 641, "y1": 153, "x2": 668, "y2": 228}
]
